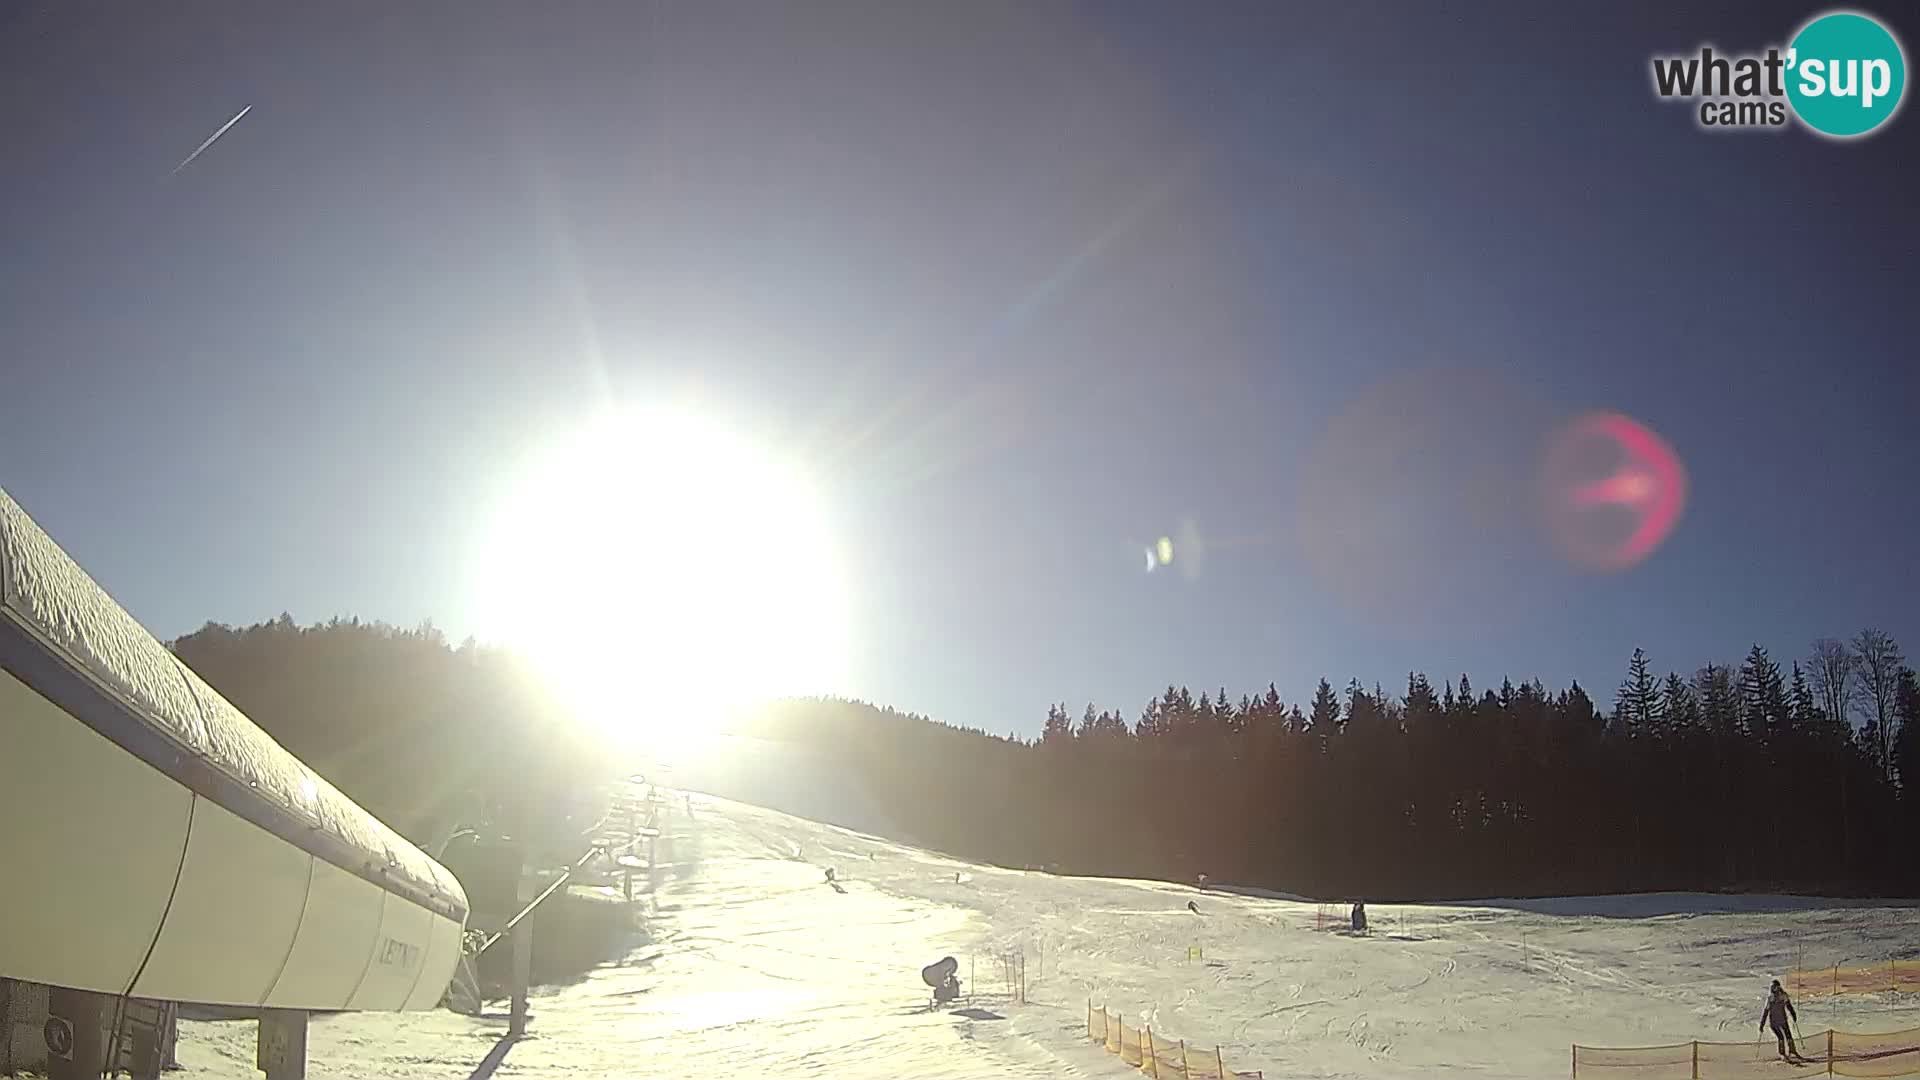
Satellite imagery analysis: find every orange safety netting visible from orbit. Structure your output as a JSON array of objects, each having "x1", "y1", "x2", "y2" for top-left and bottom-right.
[
  {"x1": 1573, "y1": 1026, "x2": 1920, "y2": 1079},
  {"x1": 1571, "y1": 1041, "x2": 1697, "y2": 1075},
  {"x1": 1832, "y1": 1028, "x2": 1920, "y2": 1079},
  {"x1": 1790, "y1": 961, "x2": 1920, "y2": 998},
  {"x1": 1088, "y1": 1002, "x2": 1262, "y2": 1079}
]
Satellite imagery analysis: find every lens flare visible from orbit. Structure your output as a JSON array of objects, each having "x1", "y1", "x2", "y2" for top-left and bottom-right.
[{"x1": 1541, "y1": 412, "x2": 1687, "y2": 571}]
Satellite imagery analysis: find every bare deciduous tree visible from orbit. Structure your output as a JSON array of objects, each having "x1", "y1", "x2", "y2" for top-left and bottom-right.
[
  {"x1": 1852, "y1": 628, "x2": 1904, "y2": 778},
  {"x1": 1809, "y1": 638, "x2": 1856, "y2": 733}
]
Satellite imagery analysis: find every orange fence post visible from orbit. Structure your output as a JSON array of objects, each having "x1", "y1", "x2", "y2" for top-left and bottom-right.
[
  {"x1": 1691, "y1": 1040, "x2": 1698, "y2": 1080},
  {"x1": 1145, "y1": 1028, "x2": 1159, "y2": 1079},
  {"x1": 1571, "y1": 1045, "x2": 1577, "y2": 1079},
  {"x1": 1827, "y1": 1029, "x2": 1834, "y2": 1077},
  {"x1": 1215, "y1": 1045, "x2": 1227, "y2": 1080},
  {"x1": 1834, "y1": 963, "x2": 1839, "y2": 996}
]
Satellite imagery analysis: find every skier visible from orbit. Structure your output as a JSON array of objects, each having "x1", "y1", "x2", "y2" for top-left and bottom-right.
[
  {"x1": 1760, "y1": 979, "x2": 1800, "y2": 1061},
  {"x1": 1350, "y1": 902, "x2": 1368, "y2": 934}
]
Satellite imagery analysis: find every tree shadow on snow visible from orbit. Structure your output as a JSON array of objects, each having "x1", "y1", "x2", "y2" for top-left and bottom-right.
[{"x1": 951, "y1": 1008, "x2": 1005, "y2": 1021}]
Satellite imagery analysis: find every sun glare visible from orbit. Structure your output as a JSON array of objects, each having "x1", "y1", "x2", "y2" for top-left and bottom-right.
[{"x1": 472, "y1": 406, "x2": 852, "y2": 749}]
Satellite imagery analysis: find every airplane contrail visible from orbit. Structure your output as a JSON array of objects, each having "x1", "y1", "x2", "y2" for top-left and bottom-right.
[{"x1": 170, "y1": 104, "x2": 253, "y2": 176}]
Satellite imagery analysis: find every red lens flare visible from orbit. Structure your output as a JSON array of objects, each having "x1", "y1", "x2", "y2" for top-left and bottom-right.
[{"x1": 1542, "y1": 413, "x2": 1686, "y2": 571}]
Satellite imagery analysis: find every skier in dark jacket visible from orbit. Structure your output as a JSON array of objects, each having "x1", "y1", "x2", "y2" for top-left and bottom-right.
[{"x1": 1760, "y1": 980, "x2": 1800, "y2": 1060}]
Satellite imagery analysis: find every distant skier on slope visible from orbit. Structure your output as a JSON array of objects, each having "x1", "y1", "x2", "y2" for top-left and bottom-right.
[
  {"x1": 1760, "y1": 979, "x2": 1801, "y2": 1061},
  {"x1": 1350, "y1": 902, "x2": 1368, "y2": 934}
]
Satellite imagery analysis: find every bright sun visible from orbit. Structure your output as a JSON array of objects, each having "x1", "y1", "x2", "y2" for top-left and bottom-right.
[{"x1": 471, "y1": 406, "x2": 851, "y2": 749}]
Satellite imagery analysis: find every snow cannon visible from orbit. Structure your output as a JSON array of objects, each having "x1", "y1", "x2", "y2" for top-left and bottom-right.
[{"x1": 921, "y1": 956, "x2": 961, "y2": 1007}]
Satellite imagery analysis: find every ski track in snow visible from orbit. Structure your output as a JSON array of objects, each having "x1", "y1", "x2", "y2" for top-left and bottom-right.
[{"x1": 171, "y1": 770, "x2": 1920, "y2": 1080}]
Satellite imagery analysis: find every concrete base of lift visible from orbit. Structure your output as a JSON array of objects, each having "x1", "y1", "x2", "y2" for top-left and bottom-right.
[{"x1": 44, "y1": 986, "x2": 109, "y2": 1080}]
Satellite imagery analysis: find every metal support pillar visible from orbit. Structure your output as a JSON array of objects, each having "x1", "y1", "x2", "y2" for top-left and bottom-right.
[
  {"x1": 129, "y1": 1019, "x2": 160, "y2": 1080},
  {"x1": 256, "y1": 1008, "x2": 308, "y2": 1080},
  {"x1": 509, "y1": 922, "x2": 532, "y2": 1039}
]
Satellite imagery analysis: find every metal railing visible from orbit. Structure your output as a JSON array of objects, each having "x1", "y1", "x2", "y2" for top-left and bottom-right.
[{"x1": 473, "y1": 843, "x2": 606, "y2": 957}]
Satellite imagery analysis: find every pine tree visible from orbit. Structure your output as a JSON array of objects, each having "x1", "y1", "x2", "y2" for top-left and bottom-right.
[
  {"x1": 1787, "y1": 663, "x2": 1820, "y2": 732},
  {"x1": 1406, "y1": 672, "x2": 1439, "y2": 720},
  {"x1": 1343, "y1": 679, "x2": 1367, "y2": 734},
  {"x1": 1041, "y1": 704, "x2": 1074, "y2": 744},
  {"x1": 1172, "y1": 686, "x2": 1198, "y2": 741},
  {"x1": 1136, "y1": 696, "x2": 1167, "y2": 739},
  {"x1": 1894, "y1": 669, "x2": 1920, "y2": 823},
  {"x1": 1615, "y1": 648, "x2": 1661, "y2": 737},
  {"x1": 1309, "y1": 678, "x2": 1340, "y2": 733},
  {"x1": 1662, "y1": 672, "x2": 1700, "y2": 732},
  {"x1": 1738, "y1": 645, "x2": 1787, "y2": 739},
  {"x1": 1697, "y1": 664, "x2": 1739, "y2": 735},
  {"x1": 1558, "y1": 680, "x2": 1598, "y2": 728}
]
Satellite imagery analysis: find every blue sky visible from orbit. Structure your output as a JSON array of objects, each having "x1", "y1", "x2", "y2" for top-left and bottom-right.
[{"x1": 2, "y1": 1, "x2": 1914, "y2": 736}]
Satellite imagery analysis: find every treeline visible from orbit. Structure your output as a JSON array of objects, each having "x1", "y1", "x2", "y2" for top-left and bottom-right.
[
  {"x1": 169, "y1": 615, "x2": 614, "y2": 848},
  {"x1": 168, "y1": 614, "x2": 1920, "y2": 900},
  {"x1": 747, "y1": 631, "x2": 1920, "y2": 899}
]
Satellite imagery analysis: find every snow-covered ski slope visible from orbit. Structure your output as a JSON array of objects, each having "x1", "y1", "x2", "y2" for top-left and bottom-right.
[{"x1": 172, "y1": 769, "x2": 1920, "y2": 1079}]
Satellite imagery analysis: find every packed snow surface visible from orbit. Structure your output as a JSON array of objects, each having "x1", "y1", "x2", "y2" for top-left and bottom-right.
[{"x1": 172, "y1": 771, "x2": 1919, "y2": 1079}]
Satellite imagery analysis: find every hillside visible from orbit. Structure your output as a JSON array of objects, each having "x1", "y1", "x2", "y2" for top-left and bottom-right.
[{"x1": 170, "y1": 776, "x2": 1920, "y2": 1079}]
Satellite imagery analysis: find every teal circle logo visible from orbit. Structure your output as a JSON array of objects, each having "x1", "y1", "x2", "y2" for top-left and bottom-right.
[{"x1": 1786, "y1": 11, "x2": 1907, "y2": 137}]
